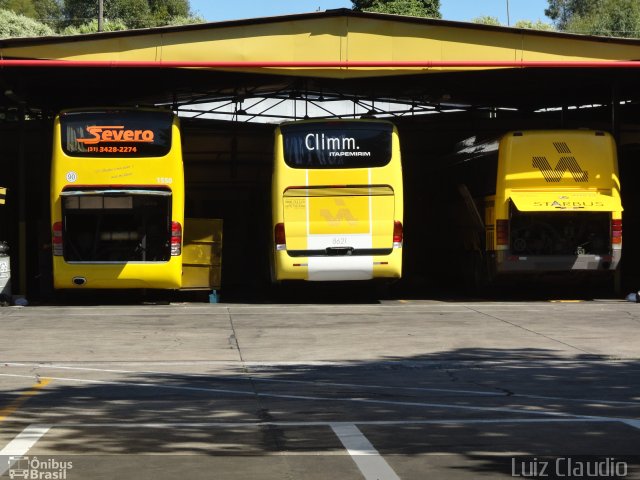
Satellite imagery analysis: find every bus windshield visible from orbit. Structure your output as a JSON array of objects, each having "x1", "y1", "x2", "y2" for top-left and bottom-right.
[
  {"x1": 60, "y1": 110, "x2": 173, "y2": 158},
  {"x1": 282, "y1": 122, "x2": 392, "y2": 169}
]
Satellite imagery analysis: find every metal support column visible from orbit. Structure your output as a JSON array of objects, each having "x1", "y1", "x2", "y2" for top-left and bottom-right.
[
  {"x1": 17, "y1": 107, "x2": 27, "y2": 295},
  {"x1": 611, "y1": 81, "x2": 620, "y2": 142}
]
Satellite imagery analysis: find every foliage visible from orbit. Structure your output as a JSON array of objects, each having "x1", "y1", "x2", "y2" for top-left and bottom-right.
[
  {"x1": 564, "y1": 0, "x2": 640, "y2": 37},
  {"x1": 0, "y1": 7, "x2": 55, "y2": 38},
  {"x1": 0, "y1": 0, "x2": 36, "y2": 17},
  {"x1": 472, "y1": 16, "x2": 554, "y2": 31},
  {"x1": 472, "y1": 15, "x2": 501, "y2": 26},
  {"x1": 546, "y1": 0, "x2": 640, "y2": 37},
  {"x1": 61, "y1": 17, "x2": 126, "y2": 34},
  {"x1": 0, "y1": 0, "x2": 200, "y2": 33},
  {"x1": 351, "y1": 0, "x2": 441, "y2": 18},
  {"x1": 64, "y1": 0, "x2": 149, "y2": 28},
  {"x1": 514, "y1": 19, "x2": 555, "y2": 31},
  {"x1": 545, "y1": 0, "x2": 595, "y2": 30},
  {"x1": 148, "y1": 0, "x2": 189, "y2": 18},
  {"x1": 163, "y1": 14, "x2": 204, "y2": 26},
  {"x1": 32, "y1": 0, "x2": 63, "y2": 29}
]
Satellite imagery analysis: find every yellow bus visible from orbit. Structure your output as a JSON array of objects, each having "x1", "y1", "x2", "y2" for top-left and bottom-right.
[
  {"x1": 271, "y1": 119, "x2": 403, "y2": 282},
  {"x1": 50, "y1": 108, "x2": 185, "y2": 289},
  {"x1": 444, "y1": 129, "x2": 622, "y2": 285}
]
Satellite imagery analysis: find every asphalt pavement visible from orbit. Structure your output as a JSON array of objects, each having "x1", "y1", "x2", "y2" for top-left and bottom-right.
[{"x1": 0, "y1": 299, "x2": 639, "y2": 479}]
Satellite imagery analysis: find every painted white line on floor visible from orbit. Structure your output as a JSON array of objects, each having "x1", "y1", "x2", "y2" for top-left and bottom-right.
[
  {"x1": 620, "y1": 419, "x2": 640, "y2": 430},
  {"x1": 6, "y1": 363, "x2": 146, "y2": 375},
  {"x1": 331, "y1": 423, "x2": 400, "y2": 480},
  {"x1": 0, "y1": 424, "x2": 51, "y2": 477},
  {"x1": 230, "y1": 310, "x2": 473, "y2": 315},
  {"x1": 229, "y1": 303, "x2": 573, "y2": 308},
  {"x1": 7, "y1": 362, "x2": 640, "y2": 407},
  {"x1": 4, "y1": 313, "x2": 231, "y2": 318},
  {"x1": 0, "y1": 372, "x2": 588, "y2": 419},
  {"x1": 38, "y1": 418, "x2": 618, "y2": 429}
]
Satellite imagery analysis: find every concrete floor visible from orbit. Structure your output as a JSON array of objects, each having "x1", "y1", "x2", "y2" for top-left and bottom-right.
[{"x1": 0, "y1": 300, "x2": 639, "y2": 479}]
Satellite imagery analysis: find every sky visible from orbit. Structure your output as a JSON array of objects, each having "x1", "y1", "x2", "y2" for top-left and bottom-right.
[{"x1": 189, "y1": 0, "x2": 551, "y2": 26}]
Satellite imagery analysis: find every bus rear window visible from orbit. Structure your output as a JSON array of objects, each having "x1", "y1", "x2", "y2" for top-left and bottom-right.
[
  {"x1": 282, "y1": 122, "x2": 393, "y2": 169},
  {"x1": 62, "y1": 192, "x2": 171, "y2": 262},
  {"x1": 60, "y1": 110, "x2": 173, "y2": 158}
]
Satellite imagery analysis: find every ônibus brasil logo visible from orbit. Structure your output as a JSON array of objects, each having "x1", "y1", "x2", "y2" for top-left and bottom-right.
[
  {"x1": 8, "y1": 456, "x2": 73, "y2": 479},
  {"x1": 76, "y1": 125, "x2": 154, "y2": 145}
]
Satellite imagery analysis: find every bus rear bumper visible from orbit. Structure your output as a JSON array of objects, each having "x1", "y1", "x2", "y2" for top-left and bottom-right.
[
  {"x1": 495, "y1": 251, "x2": 621, "y2": 273},
  {"x1": 53, "y1": 258, "x2": 182, "y2": 289},
  {"x1": 274, "y1": 250, "x2": 402, "y2": 282}
]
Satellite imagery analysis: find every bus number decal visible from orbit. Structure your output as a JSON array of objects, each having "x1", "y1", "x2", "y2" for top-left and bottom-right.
[{"x1": 157, "y1": 177, "x2": 173, "y2": 184}]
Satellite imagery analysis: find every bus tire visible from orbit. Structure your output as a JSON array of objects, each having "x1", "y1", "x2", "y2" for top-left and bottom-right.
[
  {"x1": 464, "y1": 251, "x2": 487, "y2": 294},
  {"x1": 613, "y1": 267, "x2": 622, "y2": 297}
]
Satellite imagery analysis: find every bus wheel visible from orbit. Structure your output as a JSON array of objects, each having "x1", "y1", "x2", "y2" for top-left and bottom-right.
[
  {"x1": 464, "y1": 252, "x2": 486, "y2": 294},
  {"x1": 613, "y1": 268, "x2": 622, "y2": 297}
]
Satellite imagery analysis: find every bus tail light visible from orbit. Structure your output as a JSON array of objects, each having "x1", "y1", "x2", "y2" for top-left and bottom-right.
[
  {"x1": 393, "y1": 221, "x2": 403, "y2": 248},
  {"x1": 496, "y1": 219, "x2": 509, "y2": 246},
  {"x1": 275, "y1": 223, "x2": 286, "y2": 251},
  {"x1": 612, "y1": 219, "x2": 622, "y2": 245},
  {"x1": 52, "y1": 222, "x2": 63, "y2": 256},
  {"x1": 170, "y1": 221, "x2": 182, "y2": 256}
]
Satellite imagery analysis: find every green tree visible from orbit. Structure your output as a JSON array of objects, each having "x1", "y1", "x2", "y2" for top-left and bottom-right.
[
  {"x1": 546, "y1": 0, "x2": 640, "y2": 36},
  {"x1": 0, "y1": 0, "x2": 36, "y2": 17},
  {"x1": 566, "y1": 0, "x2": 640, "y2": 36},
  {"x1": 63, "y1": 0, "x2": 197, "y2": 29},
  {"x1": 351, "y1": 0, "x2": 441, "y2": 18},
  {"x1": 61, "y1": 17, "x2": 126, "y2": 34},
  {"x1": 63, "y1": 0, "x2": 148, "y2": 28},
  {"x1": 545, "y1": 0, "x2": 594, "y2": 30},
  {"x1": 514, "y1": 19, "x2": 555, "y2": 31},
  {"x1": 33, "y1": 0, "x2": 63, "y2": 29},
  {"x1": 163, "y1": 13, "x2": 204, "y2": 26},
  {"x1": 472, "y1": 16, "x2": 555, "y2": 31},
  {"x1": 148, "y1": 0, "x2": 188, "y2": 18},
  {"x1": 0, "y1": 0, "x2": 63, "y2": 29},
  {"x1": 472, "y1": 15, "x2": 501, "y2": 25},
  {"x1": 108, "y1": 0, "x2": 151, "y2": 28},
  {"x1": 0, "y1": 0, "x2": 199, "y2": 32},
  {"x1": 148, "y1": 0, "x2": 203, "y2": 27},
  {"x1": 0, "y1": 7, "x2": 55, "y2": 38}
]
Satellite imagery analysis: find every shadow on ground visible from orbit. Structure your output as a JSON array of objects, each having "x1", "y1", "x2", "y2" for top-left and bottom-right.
[{"x1": 3, "y1": 347, "x2": 640, "y2": 478}]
